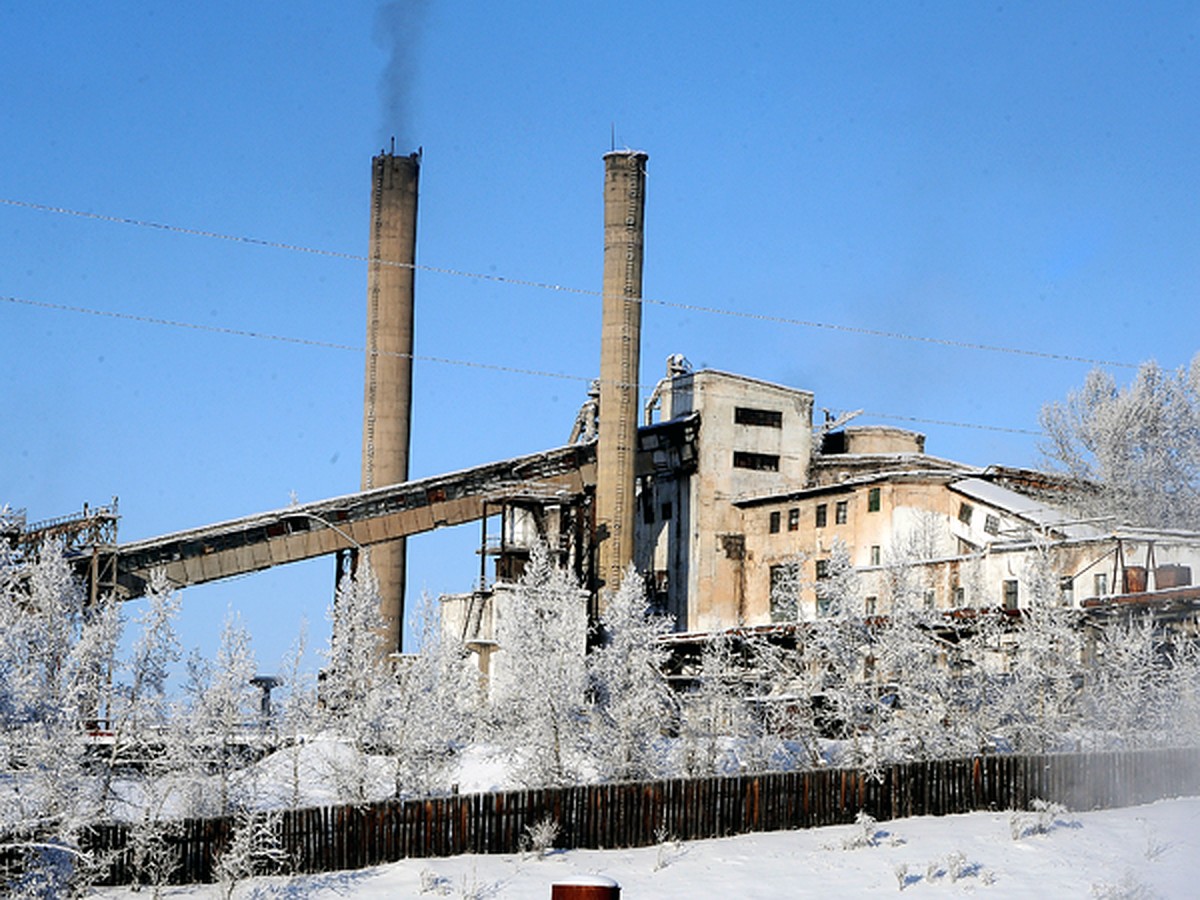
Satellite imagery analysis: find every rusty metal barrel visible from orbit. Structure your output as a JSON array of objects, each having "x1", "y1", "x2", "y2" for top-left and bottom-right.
[{"x1": 551, "y1": 875, "x2": 621, "y2": 899}]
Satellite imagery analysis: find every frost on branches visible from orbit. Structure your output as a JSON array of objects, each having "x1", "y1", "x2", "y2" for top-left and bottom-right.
[{"x1": 1041, "y1": 354, "x2": 1200, "y2": 528}]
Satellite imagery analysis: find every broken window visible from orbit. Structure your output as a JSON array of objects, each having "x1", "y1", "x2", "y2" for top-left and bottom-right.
[
  {"x1": 1003, "y1": 579, "x2": 1019, "y2": 610},
  {"x1": 769, "y1": 510, "x2": 781, "y2": 534},
  {"x1": 815, "y1": 503, "x2": 827, "y2": 528},
  {"x1": 868, "y1": 487, "x2": 881, "y2": 512},
  {"x1": 1059, "y1": 575, "x2": 1073, "y2": 606},
  {"x1": 835, "y1": 500, "x2": 848, "y2": 524},
  {"x1": 733, "y1": 451, "x2": 780, "y2": 471},
  {"x1": 735, "y1": 406, "x2": 783, "y2": 428}
]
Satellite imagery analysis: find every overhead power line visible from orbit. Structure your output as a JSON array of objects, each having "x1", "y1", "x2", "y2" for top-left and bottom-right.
[
  {"x1": 0, "y1": 196, "x2": 1139, "y2": 370},
  {"x1": 0, "y1": 294, "x2": 586, "y2": 385},
  {"x1": 2, "y1": 292, "x2": 1040, "y2": 439}
]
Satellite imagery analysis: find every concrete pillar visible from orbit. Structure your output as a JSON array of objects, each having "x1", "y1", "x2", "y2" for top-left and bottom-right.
[
  {"x1": 361, "y1": 150, "x2": 419, "y2": 653},
  {"x1": 596, "y1": 150, "x2": 647, "y2": 601}
]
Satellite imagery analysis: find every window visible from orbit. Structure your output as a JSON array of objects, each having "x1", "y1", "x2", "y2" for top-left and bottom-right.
[
  {"x1": 835, "y1": 500, "x2": 848, "y2": 525},
  {"x1": 958, "y1": 502, "x2": 973, "y2": 525},
  {"x1": 769, "y1": 562, "x2": 800, "y2": 622},
  {"x1": 865, "y1": 596, "x2": 878, "y2": 615},
  {"x1": 1059, "y1": 575, "x2": 1074, "y2": 606},
  {"x1": 953, "y1": 586, "x2": 965, "y2": 607},
  {"x1": 787, "y1": 508, "x2": 800, "y2": 531},
  {"x1": 815, "y1": 504, "x2": 827, "y2": 528},
  {"x1": 870, "y1": 545, "x2": 881, "y2": 566},
  {"x1": 867, "y1": 487, "x2": 881, "y2": 512},
  {"x1": 815, "y1": 559, "x2": 830, "y2": 579},
  {"x1": 1094, "y1": 573, "x2": 1109, "y2": 596},
  {"x1": 735, "y1": 406, "x2": 783, "y2": 428},
  {"x1": 768, "y1": 511, "x2": 781, "y2": 534},
  {"x1": 924, "y1": 589, "x2": 935, "y2": 611},
  {"x1": 660, "y1": 501, "x2": 673, "y2": 521},
  {"x1": 1003, "y1": 579, "x2": 1019, "y2": 611},
  {"x1": 984, "y1": 514, "x2": 1000, "y2": 536},
  {"x1": 733, "y1": 451, "x2": 779, "y2": 471}
]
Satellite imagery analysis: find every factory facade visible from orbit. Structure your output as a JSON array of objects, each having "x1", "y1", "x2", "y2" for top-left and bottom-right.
[{"x1": 632, "y1": 364, "x2": 1200, "y2": 635}]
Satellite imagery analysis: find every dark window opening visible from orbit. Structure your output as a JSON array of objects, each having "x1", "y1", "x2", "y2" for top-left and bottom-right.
[
  {"x1": 733, "y1": 451, "x2": 780, "y2": 471},
  {"x1": 1003, "y1": 579, "x2": 1019, "y2": 610},
  {"x1": 1059, "y1": 575, "x2": 1073, "y2": 605},
  {"x1": 815, "y1": 559, "x2": 830, "y2": 579},
  {"x1": 867, "y1": 487, "x2": 881, "y2": 512},
  {"x1": 768, "y1": 511, "x2": 781, "y2": 534},
  {"x1": 835, "y1": 500, "x2": 848, "y2": 525},
  {"x1": 815, "y1": 504, "x2": 828, "y2": 528},
  {"x1": 958, "y1": 502, "x2": 973, "y2": 524},
  {"x1": 735, "y1": 406, "x2": 783, "y2": 428},
  {"x1": 660, "y1": 501, "x2": 673, "y2": 521}
]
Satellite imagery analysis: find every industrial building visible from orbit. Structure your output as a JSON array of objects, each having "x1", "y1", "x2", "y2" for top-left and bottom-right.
[{"x1": 11, "y1": 145, "x2": 1200, "y2": 677}]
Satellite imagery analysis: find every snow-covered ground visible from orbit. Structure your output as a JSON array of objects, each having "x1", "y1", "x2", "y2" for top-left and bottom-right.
[{"x1": 94, "y1": 796, "x2": 1199, "y2": 898}]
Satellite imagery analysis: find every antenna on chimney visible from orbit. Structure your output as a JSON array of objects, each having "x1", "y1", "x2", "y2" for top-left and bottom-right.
[{"x1": 610, "y1": 123, "x2": 615, "y2": 152}]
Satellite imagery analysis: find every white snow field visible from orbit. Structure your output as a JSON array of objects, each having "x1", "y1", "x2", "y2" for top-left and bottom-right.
[{"x1": 93, "y1": 796, "x2": 1199, "y2": 898}]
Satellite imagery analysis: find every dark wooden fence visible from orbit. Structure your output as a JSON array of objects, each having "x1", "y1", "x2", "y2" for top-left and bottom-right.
[{"x1": 78, "y1": 747, "x2": 1200, "y2": 886}]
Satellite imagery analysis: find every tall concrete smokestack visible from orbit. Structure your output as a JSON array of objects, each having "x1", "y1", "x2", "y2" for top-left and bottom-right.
[
  {"x1": 362, "y1": 149, "x2": 419, "y2": 653},
  {"x1": 596, "y1": 150, "x2": 648, "y2": 598}
]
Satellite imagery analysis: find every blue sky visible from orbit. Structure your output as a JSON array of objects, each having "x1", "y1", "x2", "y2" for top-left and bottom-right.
[{"x1": 3, "y1": 1, "x2": 1198, "y2": 671}]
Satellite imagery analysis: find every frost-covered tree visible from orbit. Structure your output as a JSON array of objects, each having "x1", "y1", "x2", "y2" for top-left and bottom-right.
[
  {"x1": 389, "y1": 596, "x2": 481, "y2": 798},
  {"x1": 1040, "y1": 355, "x2": 1200, "y2": 528},
  {"x1": 0, "y1": 542, "x2": 120, "y2": 895},
  {"x1": 274, "y1": 623, "x2": 318, "y2": 811},
  {"x1": 177, "y1": 611, "x2": 259, "y2": 817},
  {"x1": 320, "y1": 557, "x2": 400, "y2": 803},
  {"x1": 490, "y1": 544, "x2": 589, "y2": 786},
  {"x1": 586, "y1": 566, "x2": 675, "y2": 781},
  {"x1": 676, "y1": 630, "x2": 746, "y2": 777},
  {"x1": 996, "y1": 553, "x2": 1085, "y2": 753}
]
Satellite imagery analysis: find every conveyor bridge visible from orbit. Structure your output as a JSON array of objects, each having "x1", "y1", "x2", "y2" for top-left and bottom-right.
[{"x1": 104, "y1": 442, "x2": 598, "y2": 599}]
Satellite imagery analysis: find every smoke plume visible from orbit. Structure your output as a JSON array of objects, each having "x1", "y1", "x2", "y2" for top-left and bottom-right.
[{"x1": 373, "y1": 0, "x2": 429, "y2": 149}]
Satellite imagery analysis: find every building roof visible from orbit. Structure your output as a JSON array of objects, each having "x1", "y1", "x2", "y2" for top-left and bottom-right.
[{"x1": 949, "y1": 477, "x2": 1108, "y2": 541}]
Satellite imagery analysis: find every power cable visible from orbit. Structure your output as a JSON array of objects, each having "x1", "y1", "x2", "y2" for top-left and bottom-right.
[
  {"x1": 2, "y1": 292, "x2": 1041, "y2": 438},
  {"x1": 0, "y1": 294, "x2": 587, "y2": 385},
  {"x1": 0, "y1": 196, "x2": 1139, "y2": 370}
]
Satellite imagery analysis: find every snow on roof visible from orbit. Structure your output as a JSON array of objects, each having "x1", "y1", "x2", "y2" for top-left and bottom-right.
[{"x1": 950, "y1": 477, "x2": 1106, "y2": 540}]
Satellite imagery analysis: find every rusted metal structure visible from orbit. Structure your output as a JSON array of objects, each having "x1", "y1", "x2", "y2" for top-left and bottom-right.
[
  {"x1": 596, "y1": 150, "x2": 648, "y2": 602},
  {"x1": 361, "y1": 148, "x2": 419, "y2": 652},
  {"x1": 5, "y1": 500, "x2": 120, "y2": 605},
  {"x1": 103, "y1": 444, "x2": 596, "y2": 601}
]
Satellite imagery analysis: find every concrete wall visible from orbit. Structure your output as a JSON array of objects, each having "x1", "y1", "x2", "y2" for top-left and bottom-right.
[{"x1": 647, "y1": 370, "x2": 813, "y2": 631}]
